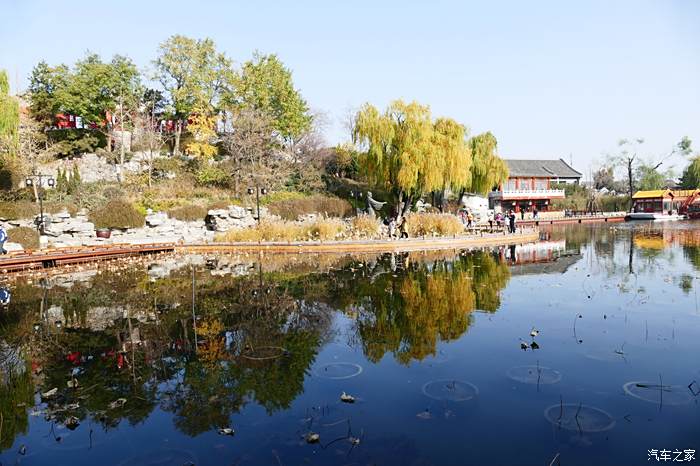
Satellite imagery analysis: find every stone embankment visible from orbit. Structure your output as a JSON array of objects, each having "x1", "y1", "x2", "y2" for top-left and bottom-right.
[{"x1": 0, "y1": 205, "x2": 268, "y2": 252}]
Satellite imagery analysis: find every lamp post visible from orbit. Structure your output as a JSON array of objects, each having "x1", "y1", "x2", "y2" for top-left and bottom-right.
[
  {"x1": 25, "y1": 173, "x2": 55, "y2": 234},
  {"x1": 247, "y1": 186, "x2": 268, "y2": 223}
]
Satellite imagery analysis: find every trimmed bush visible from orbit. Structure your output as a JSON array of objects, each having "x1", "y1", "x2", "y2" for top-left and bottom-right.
[
  {"x1": 89, "y1": 199, "x2": 145, "y2": 229},
  {"x1": 267, "y1": 194, "x2": 353, "y2": 220},
  {"x1": 8, "y1": 226, "x2": 39, "y2": 250},
  {"x1": 404, "y1": 213, "x2": 464, "y2": 237},
  {"x1": 167, "y1": 204, "x2": 208, "y2": 221}
]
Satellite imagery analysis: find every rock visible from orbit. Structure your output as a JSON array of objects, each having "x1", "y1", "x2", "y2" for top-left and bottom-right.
[
  {"x1": 145, "y1": 212, "x2": 168, "y2": 227},
  {"x1": 228, "y1": 206, "x2": 248, "y2": 219},
  {"x1": 4, "y1": 242, "x2": 24, "y2": 253},
  {"x1": 207, "y1": 208, "x2": 228, "y2": 217}
]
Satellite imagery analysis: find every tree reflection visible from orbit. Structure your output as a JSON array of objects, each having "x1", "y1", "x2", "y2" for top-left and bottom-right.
[{"x1": 322, "y1": 251, "x2": 510, "y2": 364}]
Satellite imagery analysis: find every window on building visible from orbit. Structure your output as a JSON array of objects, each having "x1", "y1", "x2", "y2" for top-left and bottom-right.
[
  {"x1": 504, "y1": 179, "x2": 517, "y2": 191},
  {"x1": 534, "y1": 179, "x2": 548, "y2": 190}
]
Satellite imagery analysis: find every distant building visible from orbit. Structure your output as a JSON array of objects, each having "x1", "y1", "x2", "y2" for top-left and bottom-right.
[{"x1": 489, "y1": 159, "x2": 582, "y2": 212}]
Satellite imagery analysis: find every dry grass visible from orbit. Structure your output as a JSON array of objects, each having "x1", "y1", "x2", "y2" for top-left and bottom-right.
[
  {"x1": 350, "y1": 214, "x2": 382, "y2": 238},
  {"x1": 404, "y1": 213, "x2": 464, "y2": 237},
  {"x1": 266, "y1": 194, "x2": 353, "y2": 220},
  {"x1": 8, "y1": 226, "x2": 40, "y2": 250},
  {"x1": 217, "y1": 218, "x2": 347, "y2": 242},
  {"x1": 309, "y1": 218, "x2": 346, "y2": 240}
]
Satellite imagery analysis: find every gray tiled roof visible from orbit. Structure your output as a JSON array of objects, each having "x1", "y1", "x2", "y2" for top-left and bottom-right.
[{"x1": 504, "y1": 159, "x2": 582, "y2": 178}]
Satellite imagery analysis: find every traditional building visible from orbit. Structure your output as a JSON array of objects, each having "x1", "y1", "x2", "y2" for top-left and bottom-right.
[{"x1": 489, "y1": 159, "x2": 582, "y2": 213}]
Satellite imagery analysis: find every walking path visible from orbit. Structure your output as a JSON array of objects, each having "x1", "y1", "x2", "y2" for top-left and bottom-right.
[{"x1": 0, "y1": 229, "x2": 539, "y2": 271}]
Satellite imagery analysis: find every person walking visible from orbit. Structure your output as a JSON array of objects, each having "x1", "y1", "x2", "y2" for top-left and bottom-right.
[
  {"x1": 487, "y1": 210, "x2": 494, "y2": 232},
  {"x1": 533, "y1": 207, "x2": 539, "y2": 220},
  {"x1": 466, "y1": 210, "x2": 474, "y2": 228},
  {"x1": 520, "y1": 208, "x2": 525, "y2": 221},
  {"x1": 398, "y1": 216, "x2": 409, "y2": 238},
  {"x1": 0, "y1": 226, "x2": 7, "y2": 255},
  {"x1": 509, "y1": 210, "x2": 516, "y2": 234}
]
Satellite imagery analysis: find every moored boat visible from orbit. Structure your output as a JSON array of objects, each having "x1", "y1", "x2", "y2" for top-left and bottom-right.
[{"x1": 626, "y1": 212, "x2": 685, "y2": 221}]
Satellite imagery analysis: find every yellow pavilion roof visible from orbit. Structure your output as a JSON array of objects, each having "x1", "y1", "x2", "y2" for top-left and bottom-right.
[{"x1": 632, "y1": 190, "x2": 669, "y2": 199}]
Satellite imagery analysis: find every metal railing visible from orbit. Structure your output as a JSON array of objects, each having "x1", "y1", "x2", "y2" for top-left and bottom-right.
[{"x1": 489, "y1": 189, "x2": 565, "y2": 198}]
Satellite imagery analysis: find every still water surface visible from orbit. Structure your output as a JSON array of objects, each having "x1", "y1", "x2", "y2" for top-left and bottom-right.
[{"x1": 1, "y1": 223, "x2": 699, "y2": 465}]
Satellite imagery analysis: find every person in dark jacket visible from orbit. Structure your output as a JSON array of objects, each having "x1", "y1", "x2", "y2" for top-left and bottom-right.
[{"x1": 509, "y1": 210, "x2": 516, "y2": 233}]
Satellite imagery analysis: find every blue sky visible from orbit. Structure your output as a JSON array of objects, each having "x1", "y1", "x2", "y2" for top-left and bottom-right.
[{"x1": 1, "y1": 0, "x2": 698, "y2": 178}]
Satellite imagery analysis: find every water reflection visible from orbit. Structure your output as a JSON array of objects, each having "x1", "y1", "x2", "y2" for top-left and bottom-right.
[{"x1": 1, "y1": 223, "x2": 699, "y2": 465}]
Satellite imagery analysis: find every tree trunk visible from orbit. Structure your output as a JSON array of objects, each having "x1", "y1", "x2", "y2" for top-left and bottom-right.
[
  {"x1": 174, "y1": 121, "x2": 182, "y2": 155},
  {"x1": 627, "y1": 158, "x2": 634, "y2": 212}
]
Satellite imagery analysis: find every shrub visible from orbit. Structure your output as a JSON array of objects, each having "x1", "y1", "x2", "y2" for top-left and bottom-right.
[
  {"x1": 351, "y1": 214, "x2": 381, "y2": 238},
  {"x1": 89, "y1": 199, "x2": 145, "y2": 229},
  {"x1": 8, "y1": 226, "x2": 39, "y2": 250},
  {"x1": 0, "y1": 157, "x2": 26, "y2": 191},
  {"x1": 48, "y1": 129, "x2": 106, "y2": 157},
  {"x1": 44, "y1": 202, "x2": 79, "y2": 217},
  {"x1": 267, "y1": 194, "x2": 353, "y2": 220},
  {"x1": 195, "y1": 165, "x2": 230, "y2": 187},
  {"x1": 404, "y1": 213, "x2": 464, "y2": 237},
  {"x1": 0, "y1": 201, "x2": 36, "y2": 220},
  {"x1": 167, "y1": 204, "x2": 208, "y2": 221}
]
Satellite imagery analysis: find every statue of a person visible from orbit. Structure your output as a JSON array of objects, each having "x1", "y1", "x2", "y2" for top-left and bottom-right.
[{"x1": 365, "y1": 191, "x2": 386, "y2": 218}]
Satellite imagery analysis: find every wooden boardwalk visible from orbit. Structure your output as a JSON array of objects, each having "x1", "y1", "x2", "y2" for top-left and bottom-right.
[
  {"x1": 0, "y1": 243, "x2": 177, "y2": 272},
  {"x1": 0, "y1": 230, "x2": 539, "y2": 271}
]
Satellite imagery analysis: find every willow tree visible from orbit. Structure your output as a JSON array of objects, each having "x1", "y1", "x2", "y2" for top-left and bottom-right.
[
  {"x1": 354, "y1": 100, "x2": 474, "y2": 217},
  {"x1": 467, "y1": 131, "x2": 509, "y2": 195},
  {"x1": 0, "y1": 70, "x2": 19, "y2": 158},
  {"x1": 432, "y1": 117, "x2": 472, "y2": 210}
]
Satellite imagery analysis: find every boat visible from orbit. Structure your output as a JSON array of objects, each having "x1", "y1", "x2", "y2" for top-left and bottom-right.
[{"x1": 625, "y1": 212, "x2": 685, "y2": 221}]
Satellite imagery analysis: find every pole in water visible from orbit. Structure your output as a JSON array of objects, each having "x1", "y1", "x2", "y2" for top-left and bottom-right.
[{"x1": 192, "y1": 265, "x2": 197, "y2": 351}]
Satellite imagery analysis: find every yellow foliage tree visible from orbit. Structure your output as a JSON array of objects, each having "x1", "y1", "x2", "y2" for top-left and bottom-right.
[{"x1": 185, "y1": 107, "x2": 218, "y2": 158}]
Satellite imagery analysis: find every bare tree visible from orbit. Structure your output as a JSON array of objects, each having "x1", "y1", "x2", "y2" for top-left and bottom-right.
[
  {"x1": 609, "y1": 138, "x2": 644, "y2": 211},
  {"x1": 222, "y1": 108, "x2": 285, "y2": 195},
  {"x1": 132, "y1": 102, "x2": 166, "y2": 187}
]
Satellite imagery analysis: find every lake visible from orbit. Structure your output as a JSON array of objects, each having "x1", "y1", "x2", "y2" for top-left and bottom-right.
[{"x1": 1, "y1": 222, "x2": 698, "y2": 465}]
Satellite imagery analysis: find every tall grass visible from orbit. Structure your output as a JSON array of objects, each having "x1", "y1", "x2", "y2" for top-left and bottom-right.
[
  {"x1": 217, "y1": 218, "x2": 347, "y2": 242},
  {"x1": 404, "y1": 213, "x2": 464, "y2": 237},
  {"x1": 350, "y1": 214, "x2": 382, "y2": 238}
]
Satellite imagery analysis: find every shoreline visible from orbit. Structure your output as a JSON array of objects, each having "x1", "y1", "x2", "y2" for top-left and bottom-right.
[{"x1": 0, "y1": 230, "x2": 539, "y2": 271}]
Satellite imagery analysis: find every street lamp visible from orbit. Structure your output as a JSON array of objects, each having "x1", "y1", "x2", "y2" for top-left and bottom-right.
[
  {"x1": 247, "y1": 186, "x2": 268, "y2": 223},
  {"x1": 25, "y1": 173, "x2": 55, "y2": 234}
]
